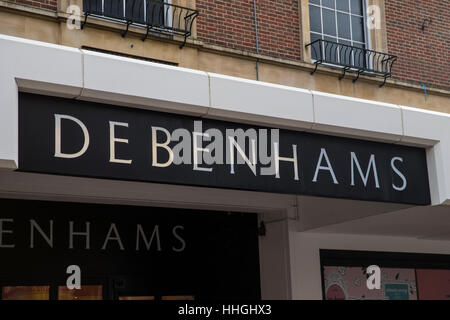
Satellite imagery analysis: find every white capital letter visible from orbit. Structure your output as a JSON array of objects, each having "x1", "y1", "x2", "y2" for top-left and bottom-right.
[
  {"x1": 136, "y1": 225, "x2": 161, "y2": 251},
  {"x1": 102, "y1": 223, "x2": 124, "y2": 250},
  {"x1": 194, "y1": 132, "x2": 213, "y2": 172},
  {"x1": 391, "y1": 157, "x2": 407, "y2": 191},
  {"x1": 172, "y1": 225, "x2": 186, "y2": 252},
  {"x1": 312, "y1": 148, "x2": 338, "y2": 184},
  {"x1": 350, "y1": 152, "x2": 380, "y2": 188},
  {"x1": 30, "y1": 219, "x2": 53, "y2": 248},
  {"x1": 54, "y1": 114, "x2": 90, "y2": 159},
  {"x1": 228, "y1": 137, "x2": 257, "y2": 175},
  {"x1": 273, "y1": 143, "x2": 299, "y2": 180},
  {"x1": 152, "y1": 126, "x2": 174, "y2": 167},
  {"x1": 69, "y1": 221, "x2": 90, "y2": 250},
  {"x1": 0, "y1": 219, "x2": 14, "y2": 248},
  {"x1": 109, "y1": 121, "x2": 132, "y2": 164}
]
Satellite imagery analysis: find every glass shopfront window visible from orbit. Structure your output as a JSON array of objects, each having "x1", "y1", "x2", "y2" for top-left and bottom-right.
[
  {"x1": 2, "y1": 286, "x2": 49, "y2": 300},
  {"x1": 323, "y1": 266, "x2": 417, "y2": 300},
  {"x1": 0, "y1": 198, "x2": 260, "y2": 300},
  {"x1": 58, "y1": 285, "x2": 103, "y2": 300},
  {"x1": 321, "y1": 250, "x2": 450, "y2": 300}
]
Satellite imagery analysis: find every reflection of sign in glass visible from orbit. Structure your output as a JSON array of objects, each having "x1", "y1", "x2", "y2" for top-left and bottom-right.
[
  {"x1": 0, "y1": 199, "x2": 261, "y2": 300},
  {"x1": 385, "y1": 284, "x2": 409, "y2": 300},
  {"x1": 2, "y1": 286, "x2": 49, "y2": 300}
]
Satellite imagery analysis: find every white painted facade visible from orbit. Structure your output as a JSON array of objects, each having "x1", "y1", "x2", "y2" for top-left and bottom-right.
[{"x1": 1, "y1": 34, "x2": 450, "y2": 299}]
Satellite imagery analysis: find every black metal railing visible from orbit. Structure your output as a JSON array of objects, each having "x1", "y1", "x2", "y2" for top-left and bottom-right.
[
  {"x1": 306, "y1": 39, "x2": 397, "y2": 87},
  {"x1": 82, "y1": 0, "x2": 199, "y2": 48}
]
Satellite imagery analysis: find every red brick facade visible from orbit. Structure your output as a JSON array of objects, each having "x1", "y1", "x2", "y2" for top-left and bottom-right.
[
  {"x1": 196, "y1": 0, "x2": 302, "y2": 60},
  {"x1": 385, "y1": 0, "x2": 450, "y2": 90},
  {"x1": 196, "y1": 0, "x2": 448, "y2": 89},
  {"x1": 9, "y1": 0, "x2": 56, "y2": 11},
  {"x1": 8, "y1": 0, "x2": 448, "y2": 90}
]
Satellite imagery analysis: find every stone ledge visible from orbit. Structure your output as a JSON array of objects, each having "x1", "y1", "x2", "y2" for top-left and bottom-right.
[{"x1": 1, "y1": 1, "x2": 449, "y2": 97}]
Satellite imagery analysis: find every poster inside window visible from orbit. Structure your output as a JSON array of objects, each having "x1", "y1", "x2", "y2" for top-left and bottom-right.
[{"x1": 323, "y1": 266, "x2": 417, "y2": 300}]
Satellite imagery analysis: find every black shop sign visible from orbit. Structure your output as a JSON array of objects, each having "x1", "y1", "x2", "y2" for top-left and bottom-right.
[{"x1": 18, "y1": 93, "x2": 431, "y2": 205}]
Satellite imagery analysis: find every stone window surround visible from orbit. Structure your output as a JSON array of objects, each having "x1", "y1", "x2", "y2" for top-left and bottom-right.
[
  {"x1": 59, "y1": 0, "x2": 388, "y2": 63},
  {"x1": 58, "y1": 0, "x2": 197, "y2": 38},
  {"x1": 300, "y1": 0, "x2": 388, "y2": 62},
  {"x1": 1, "y1": 0, "x2": 448, "y2": 98}
]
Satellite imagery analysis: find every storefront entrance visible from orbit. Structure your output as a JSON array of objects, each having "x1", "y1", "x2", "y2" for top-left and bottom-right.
[{"x1": 0, "y1": 198, "x2": 261, "y2": 300}]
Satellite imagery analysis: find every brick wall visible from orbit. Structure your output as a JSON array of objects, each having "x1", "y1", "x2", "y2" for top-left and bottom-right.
[
  {"x1": 196, "y1": 0, "x2": 302, "y2": 60},
  {"x1": 385, "y1": 0, "x2": 450, "y2": 90},
  {"x1": 5, "y1": 0, "x2": 448, "y2": 90},
  {"x1": 8, "y1": 0, "x2": 56, "y2": 11},
  {"x1": 197, "y1": 0, "x2": 448, "y2": 89}
]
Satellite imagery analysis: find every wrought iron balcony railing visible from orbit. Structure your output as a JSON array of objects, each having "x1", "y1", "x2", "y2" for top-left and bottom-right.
[
  {"x1": 82, "y1": 0, "x2": 199, "y2": 48},
  {"x1": 305, "y1": 39, "x2": 397, "y2": 87}
]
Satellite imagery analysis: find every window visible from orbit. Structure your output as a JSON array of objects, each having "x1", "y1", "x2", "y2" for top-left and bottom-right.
[
  {"x1": 81, "y1": 0, "x2": 198, "y2": 48},
  {"x1": 323, "y1": 266, "x2": 417, "y2": 300},
  {"x1": 2, "y1": 286, "x2": 50, "y2": 300},
  {"x1": 309, "y1": 0, "x2": 368, "y2": 67},
  {"x1": 58, "y1": 285, "x2": 103, "y2": 300},
  {"x1": 321, "y1": 250, "x2": 450, "y2": 300},
  {"x1": 83, "y1": 0, "x2": 167, "y2": 26}
]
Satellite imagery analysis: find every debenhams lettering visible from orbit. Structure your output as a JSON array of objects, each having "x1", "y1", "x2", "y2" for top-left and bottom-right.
[
  {"x1": 18, "y1": 93, "x2": 431, "y2": 205},
  {"x1": 54, "y1": 114, "x2": 406, "y2": 191},
  {"x1": 0, "y1": 218, "x2": 186, "y2": 252}
]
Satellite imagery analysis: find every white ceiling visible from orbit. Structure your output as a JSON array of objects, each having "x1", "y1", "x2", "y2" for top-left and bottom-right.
[{"x1": 298, "y1": 195, "x2": 450, "y2": 240}]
